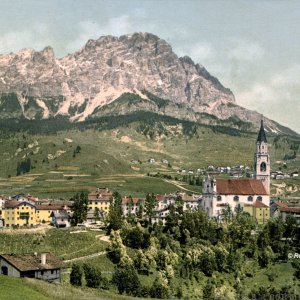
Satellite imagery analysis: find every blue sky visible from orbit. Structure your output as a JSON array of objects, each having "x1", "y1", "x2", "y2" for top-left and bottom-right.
[{"x1": 0, "y1": 0, "x2": 299, "y2": 132}]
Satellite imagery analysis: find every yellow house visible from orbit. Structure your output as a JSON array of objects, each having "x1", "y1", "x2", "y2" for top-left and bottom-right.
[
  {"x1": 36, "y1": 205, "x2": 71, "y2": 224},
  {"x1": 88, "y1": 188, "x2": 112, "y2": 214},
  {"x1": 3, "y1": 201, "x2": 72, "y2": 227},
  {"x1": 244, "y1": 201, "x2": 270, "y2": 225},
  {"x1": 3, "y1": 201, "x2": 38, "y2": 227}
]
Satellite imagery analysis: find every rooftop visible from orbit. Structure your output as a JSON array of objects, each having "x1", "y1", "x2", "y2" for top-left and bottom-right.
[
  {"x1": 216, "y1": 179, "x2": 268, "y2": 195},
  {"x1": 0, "y1": 252, "x2": 64, "y2": 272}
]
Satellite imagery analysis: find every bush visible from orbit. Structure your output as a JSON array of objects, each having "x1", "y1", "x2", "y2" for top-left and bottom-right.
[
  {"x1": 111, "y1": 265, "x2": 141, "y2": 296},
  {"x1": 83, "y1": 264, "x2": 102, "y2": 288},
  {"x1": 70, "y1": 263, "x2": 83, "y2": 286}
]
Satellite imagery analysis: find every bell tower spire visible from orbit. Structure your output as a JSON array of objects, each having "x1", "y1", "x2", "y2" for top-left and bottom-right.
[{"x1": 254, "y1": 117, "x2": 270, "y2": 194}]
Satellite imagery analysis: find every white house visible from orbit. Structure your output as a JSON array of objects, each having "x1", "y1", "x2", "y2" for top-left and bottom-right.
[{"x1": 0, "y1": 252, "x2": 64, "y2": 283}]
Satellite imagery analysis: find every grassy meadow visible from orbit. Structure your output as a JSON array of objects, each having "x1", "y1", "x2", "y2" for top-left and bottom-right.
[{"x1": 0, "y1": 122, "x2": 299, "y2": 199}]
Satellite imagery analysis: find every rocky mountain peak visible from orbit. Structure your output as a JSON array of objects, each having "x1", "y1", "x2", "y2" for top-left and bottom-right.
[{"x1": 0, "y1": 32, "x2": 292, "y2": 135}]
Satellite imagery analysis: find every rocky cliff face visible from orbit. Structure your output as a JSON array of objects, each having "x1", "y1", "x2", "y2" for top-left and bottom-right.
[{"x1": 0, "y1": 32, "x2": 290, "y2": 134}]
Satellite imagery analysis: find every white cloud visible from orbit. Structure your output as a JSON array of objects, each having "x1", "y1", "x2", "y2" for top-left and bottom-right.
[
  {"x1": 67, "y1": 15, "x2": 133, "y2": 52},
  {"x1": 190, "y1": 42, "x2": 215, "y2": 62},
  {"x1": 236, "y1": 64, "x2": 300, "y2": 132},
  {"x1": 227, "y1": 38, "x2": 265, "y2": 62},
  {"x1": 176, "y1": 41, "x2": 215, "y2": 63},
  {"x1": 0, "y1": 23, "x2": 50, "y2": 54}
]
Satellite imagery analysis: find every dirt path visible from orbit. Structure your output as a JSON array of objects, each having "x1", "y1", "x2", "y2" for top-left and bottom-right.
[
  {"x1": 64, "y1": 251, "x2": 106, "y2": 263},
  {"x1": 163, "y1": 179, "x2": 201, "y2": 194}
]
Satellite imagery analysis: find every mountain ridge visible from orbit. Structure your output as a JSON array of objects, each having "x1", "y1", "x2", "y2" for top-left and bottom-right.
[{"x1": 0, "y1": 32, "x2": 296, "y2": 135}]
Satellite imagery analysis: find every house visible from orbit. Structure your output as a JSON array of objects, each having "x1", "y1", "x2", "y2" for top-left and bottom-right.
[
  {"x1": 50, "y1": 211, "x2": 71, "y2": 228},
  {"x1": 2, "y1": 200, "x2": 71, "y2": 227},
  {"x1": 181, "y1": 193, "x2": 199, "y2": 210},
  {"x1": 36, "y1": 204, "x2": 72, "y2": 224},
  {"x1": 201, "y1": 120, "x2": 270, "y2": 224},
  {"x1": 88, "y1": 188, "x2": 113, "y2": 216},
  {"x1": 0, "y1": 195, "x2": 6, "y2": 223},
  {"x1": 11, "y1": 194, "x2": 39, "y2": 205},
  {"x1": 2, "y1": 201, "x2": 38, "y2": 227},
  {"x1": 271, "y1": 200, "x2": 300, "y2": 223},
  {"x1": 0, "y1": 252, "x2": 64, "y2": 283},
  {"x1": 152, "y1": 193, "x2": 200, "y2": 224},
  {"x1": 122, "y1": 197, "x2": 144, "y2": 217},
  {"x1": 148, "y1": 158, "x2": 156, "y2": 164},
  {"x1": 291, "y1": 171, "x2": 299, "y2": 178},
  {"x1": 243, "y1": 201, "x2": 270, "y2": 225}
]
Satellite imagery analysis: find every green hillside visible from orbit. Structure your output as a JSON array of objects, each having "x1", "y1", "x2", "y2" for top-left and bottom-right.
[{"x1": 0, "y1": 112, "x2": 299, "y2": 198}]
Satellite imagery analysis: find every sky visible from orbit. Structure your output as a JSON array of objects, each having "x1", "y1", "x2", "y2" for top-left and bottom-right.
[{"x1": 0, "y1": 0, "x2": 299, "y2": 133}]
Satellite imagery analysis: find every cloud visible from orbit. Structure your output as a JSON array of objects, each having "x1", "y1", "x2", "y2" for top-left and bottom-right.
[
  {"x1": 67, "y1": 15, "x2": 133, "y2": 52},
  {"x1": 0, "y1": 23, "x2": 50, "y2": 53},
  {"x1": 227, "y1": 38, "x2": 265, "y2": 62},
  {"x1": 236, "y1": 64, "x2": 300, "y2": 132}
]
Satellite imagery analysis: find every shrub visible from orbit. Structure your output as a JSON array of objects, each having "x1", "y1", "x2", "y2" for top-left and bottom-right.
[{"x1": 70, "y1": 263, "x2": 83, "y2": 286}]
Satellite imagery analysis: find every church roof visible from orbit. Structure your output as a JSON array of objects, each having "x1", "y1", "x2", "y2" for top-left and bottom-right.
[
  {"x1": 216, "y1": 179, "x2": 268, "y2": 195},
  {"x1": 257, "y1": 119, "x2": 267, "y2": 143}
]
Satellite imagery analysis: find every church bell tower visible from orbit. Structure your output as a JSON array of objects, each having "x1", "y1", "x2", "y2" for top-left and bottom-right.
[{"x1": 254, "y1": 119, "x2": 270, "y2": 194}]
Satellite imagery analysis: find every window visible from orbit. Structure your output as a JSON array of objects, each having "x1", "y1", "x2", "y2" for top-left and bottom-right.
[
  {"x1": 233, "y1": 196, "x2": 239, "y2": 202},
  {"x1": 260, "y1": 162, "x2": 266, "y2": 172},
  {"x1": 257, "y1": 196, "x2": 262, "y2": 201},
  {"x1": 217, "y1": 196, "x2": 222, "y2": 201},
  {"x1": 248, "y1": 196, "x2": 253, "y2": 201}
]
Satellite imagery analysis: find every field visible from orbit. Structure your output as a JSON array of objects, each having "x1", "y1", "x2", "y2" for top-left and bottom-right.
[{"x1": 0, "y1": 123, "x2": 299, "y2": 199}]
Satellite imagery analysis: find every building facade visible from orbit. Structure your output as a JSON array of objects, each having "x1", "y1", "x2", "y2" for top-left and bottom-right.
[{"x1": 201, "y1": 120, "x2": 270, "y2": 224}]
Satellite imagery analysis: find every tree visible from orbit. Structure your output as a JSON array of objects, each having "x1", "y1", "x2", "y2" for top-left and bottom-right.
[
  {"x1": 94, "y1": 207, "x2": 101, "y2": 221},
  {"x1": 150, "y1": 272, "x2": 170, "y2": 299},
  {"x1": 83, "y1": 263, "x2": 102, "y2": 288},
  {"x1": 202, "y1": 280, "x2": 215, "y2": 300},
  {"x1": 108, "y1": 230, "x2": 133, "y2": 266},
  {"x1": 144, "y1": 193, "x2": 157, "y2": 225},
  {"x1": 112, "y1": 264, "x2": 141, "y2": 296},
  {"x1": 16, "y1": 158, "x2": 32, "y2": 176},
  {"x1": 70, "y1": 263, "x2": 83, "y2": 286},
  {"x1": 107, "y1": 191, "x2": 123, "y2": 233},
  {"x1": 258, "y1": 246, "x2": 274, "y2": 268},
  {"x1": 126, "y1": 195, "x2": 135, "y2": 223},
  {"x1": 71, "y1": 192, "x2": 88, "y2": 225}
]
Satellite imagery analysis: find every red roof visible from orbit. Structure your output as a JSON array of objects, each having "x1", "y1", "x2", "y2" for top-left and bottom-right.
[
  {"x1": 36, "y1": 205, "x2": 71, "y2": 211},
  {"x1": 122, "y1": 198, "x2": 141, "y2": 204},
  {"x1": 251, "y1": 201, "x2": 269, "y2": 208},
  {"x1": 216, "y1": 179, "x2": 267, "y2": 195},
  {"x1": 279, "y1": 207, "x2": 300, "y2": 213},
  {"x1": 4, "y1": 201, "x2": 35, "y2": 209}
]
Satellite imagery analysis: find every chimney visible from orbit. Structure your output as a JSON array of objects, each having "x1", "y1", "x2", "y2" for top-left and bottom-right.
[{"x1": 41, "y1": 253, "x2": 47, "y2": 265}]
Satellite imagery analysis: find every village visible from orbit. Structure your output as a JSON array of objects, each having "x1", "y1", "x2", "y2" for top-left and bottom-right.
[{"x1": 0, "y1": 120, "x2": 299, "y2": 295}]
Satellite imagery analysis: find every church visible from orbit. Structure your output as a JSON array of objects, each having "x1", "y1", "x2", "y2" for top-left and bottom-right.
[{"x1": 201, "y1": 120, "x2": 270, "y2": 224}]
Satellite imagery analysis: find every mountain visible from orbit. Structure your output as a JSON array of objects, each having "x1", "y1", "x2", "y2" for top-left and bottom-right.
[{"x1": 0, "y1": 32, "x2": 296, "y2": 135}]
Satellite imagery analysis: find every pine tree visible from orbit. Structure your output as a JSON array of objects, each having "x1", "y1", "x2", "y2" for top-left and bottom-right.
[
  {"x1": 144, "y1": 193, "x2": 157, "y2": 225},
  {"x1": 71, "y1": 192, "x2": 88, "y2": 225},
  {"x1": 107, "y1": 191, "x2": 123, "y2": 233}
]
